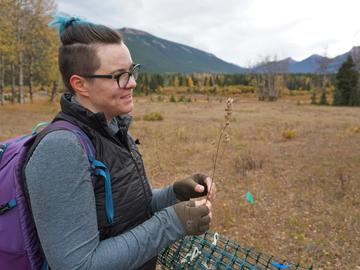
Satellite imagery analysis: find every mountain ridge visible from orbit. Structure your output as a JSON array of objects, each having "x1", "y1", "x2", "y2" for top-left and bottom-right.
[{"x1": 119, "y1": 27, "x2": 358, "y2": 74}]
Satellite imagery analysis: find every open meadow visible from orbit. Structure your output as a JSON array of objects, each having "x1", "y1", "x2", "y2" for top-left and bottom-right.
[{"x1": 1, "y1": 95, "x2": 359, "y2": 269}]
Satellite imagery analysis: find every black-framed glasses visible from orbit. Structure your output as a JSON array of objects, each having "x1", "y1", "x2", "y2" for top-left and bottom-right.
[{"x1": 80, "y1": 64, "x2": 140, "y2": 88}]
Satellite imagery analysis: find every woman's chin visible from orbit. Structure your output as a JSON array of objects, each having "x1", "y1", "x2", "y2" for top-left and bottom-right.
[{"x1": 117, "y1": 103, "x2": 134, "y2": 116}]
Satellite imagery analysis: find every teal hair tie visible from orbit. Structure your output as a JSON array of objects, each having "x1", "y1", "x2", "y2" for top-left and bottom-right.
[{"x1": 48, "y1": 14, "x2": 90, "y2": 35}]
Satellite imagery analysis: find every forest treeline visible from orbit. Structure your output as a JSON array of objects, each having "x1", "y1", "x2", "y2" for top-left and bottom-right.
[{"x1": 135, "y1": 72, "x2": 335, "y2": 103}]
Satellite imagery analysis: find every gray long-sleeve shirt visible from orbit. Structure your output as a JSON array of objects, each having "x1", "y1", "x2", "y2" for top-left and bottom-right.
[{"x1": 25, "y1": 129, "x2": 184, "y2": 270}]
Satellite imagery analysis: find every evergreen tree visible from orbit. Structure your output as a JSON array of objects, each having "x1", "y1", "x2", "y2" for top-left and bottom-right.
[
  {"x1": 319, "y1": 89, "x2": 328, "y2": 105},
  {"x1": 191, "y1": 74, "x2": 197, "y2": 86},
  {"x1": 204, "y1": 77, "x2": 208, "y2": 87},
  {"x1": 215, "y1": 74, "x2": 222, "y2": 86},
  {"x1": 149, "y1": 75, "x2": 158, "y2": 91},
  {"x1": 179, "y1": 75, "x2": 185, "y2": 86},
  {"x1": 208, "y1": 76, "x2": 214, "y2": 86},
  {"x1": 156, "y1": 74, "x2": 164, "y2": 87},
  {"x1": 333, "y1": 55, "x2": 359, "y2": 106}
]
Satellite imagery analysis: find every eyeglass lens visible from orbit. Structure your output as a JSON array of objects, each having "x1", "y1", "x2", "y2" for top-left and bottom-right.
[{"x1": 117, "y1": 65, "x2": 140, "y2": 88}]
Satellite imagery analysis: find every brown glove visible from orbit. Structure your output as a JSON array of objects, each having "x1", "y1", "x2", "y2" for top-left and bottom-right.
[
  {"x1": 173, "y1": 173, "x2": 208, "y2": 201},
  {"x1": 172, "y1": 200, "x2": 210, "y2": 235}
]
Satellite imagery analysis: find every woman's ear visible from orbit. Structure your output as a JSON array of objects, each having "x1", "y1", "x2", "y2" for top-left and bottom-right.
[{"x1": 69, "y1": 75, "x2": 90, "y2": 97}]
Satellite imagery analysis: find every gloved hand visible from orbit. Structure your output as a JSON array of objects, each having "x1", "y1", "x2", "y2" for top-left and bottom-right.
[
  {"x1": 172, "y1": 200, "x2": 211, "y2": 235},
  {"x1": 173, "y1": 173, "x2": 213, "y2": 201}
]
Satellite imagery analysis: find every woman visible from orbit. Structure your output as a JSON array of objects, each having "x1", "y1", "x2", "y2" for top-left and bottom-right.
[{"x1": 24, "y1": 16, "x2": 215, "y2": 270}]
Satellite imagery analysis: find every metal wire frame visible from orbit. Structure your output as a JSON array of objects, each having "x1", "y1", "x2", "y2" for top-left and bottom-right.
[{"x1": 158, "y1": 232, "x2": 313, "y2": 270}]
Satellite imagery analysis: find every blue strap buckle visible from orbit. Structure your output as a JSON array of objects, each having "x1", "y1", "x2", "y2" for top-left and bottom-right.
[
  {"x1": 0, "y1": 199, "x2": 17, "y2": 215},
  {"x1": 0, "y1": 143, "x2": 8, "y2": 163}
]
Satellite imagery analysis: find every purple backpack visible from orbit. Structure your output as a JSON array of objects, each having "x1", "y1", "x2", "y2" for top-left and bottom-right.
[{"x1": 0, "y1": 120, "x2": 114, "y2": 270}]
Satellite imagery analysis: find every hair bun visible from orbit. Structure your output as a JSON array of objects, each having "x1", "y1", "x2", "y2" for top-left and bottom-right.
[
  {"x1": 48, "y1": 14, "x2": 90, "y2": 35},
  {"x1": 64, "y1": 17, "x2": 80, "y2": 29}
]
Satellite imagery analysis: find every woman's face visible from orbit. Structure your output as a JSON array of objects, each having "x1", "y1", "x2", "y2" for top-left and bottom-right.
[{"x1": 86, "y1": 43, "x2": 136, "y2": 120}]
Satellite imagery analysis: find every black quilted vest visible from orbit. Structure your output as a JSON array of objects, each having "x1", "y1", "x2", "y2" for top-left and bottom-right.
[{"x1": 54, "y1": 93, "x2": 156, "y2": 270}]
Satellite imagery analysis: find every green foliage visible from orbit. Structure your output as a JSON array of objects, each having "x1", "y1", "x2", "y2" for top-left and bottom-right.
[
  {"x1": 333, "y1": 55, "x2": 360, "y2": 106},
  {"x1": 157, "y1": 95, "x2": 164, "y2": 102},
  {"x1": 143, "y1": 112, "x2": 164, "y2": 121},
  {"x1": 148, "y1": 74, "x2": 164, "y2": 91},
  {"x1": 319, "y1": 88, "x2": 328, "y2": 105},
  {"x1": 177, "y1": 95, "x2": 185, "y2": 102},
  {"x1": 169, "y1": 94, "x2": 176, "y2": 102},
  {"x1": 178, "y1": 95, "x2": 191, "y2": 103},
  {"x1": 285, "y1": 73, "x2": 333, "y2": 90}
]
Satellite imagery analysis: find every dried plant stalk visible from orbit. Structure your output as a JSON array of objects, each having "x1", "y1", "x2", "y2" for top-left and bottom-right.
[{"x1": 206, "y1": 97, "x2": 233, "y2": 202}]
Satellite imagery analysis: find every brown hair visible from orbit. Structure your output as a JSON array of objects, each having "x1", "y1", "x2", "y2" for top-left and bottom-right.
[{"x1": 59, "y1": 23, "x2": 122, "y2": 93}]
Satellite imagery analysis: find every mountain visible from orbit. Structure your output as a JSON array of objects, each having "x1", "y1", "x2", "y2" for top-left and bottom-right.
[
  {"x1": 255, "y1": 47, "x2": 360, "y2": 74},
  {"x1": 119, "y1": 27, "x2": 358, "y2": 74},
  {"x1": 253, "y1": 57, "x2": 295, "y2": 73},
  {"x1": 119, "y1": 28, "x2": 247, "y2": 73},
  {"x1": 288, "y1": 54, "x2": 325, "y2": 73}
]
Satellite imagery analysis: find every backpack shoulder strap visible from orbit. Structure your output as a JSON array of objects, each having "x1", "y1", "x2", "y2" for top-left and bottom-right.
[
  {"x1": 46, "y1": 120, "x2": 96, "y2": 162},
  {"x1": 24, "y1": 120, "x2": 114, "y2": 224}
]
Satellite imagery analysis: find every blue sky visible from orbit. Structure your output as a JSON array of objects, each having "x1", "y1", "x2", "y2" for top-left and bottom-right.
[{"x1": 54, "y1": 0, "x2": 360, "y2": 67}]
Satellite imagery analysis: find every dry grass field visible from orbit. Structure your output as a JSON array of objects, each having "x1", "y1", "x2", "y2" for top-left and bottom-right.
[{"x1": 1, "y1": 95, "x2": 359, "y2": 269}]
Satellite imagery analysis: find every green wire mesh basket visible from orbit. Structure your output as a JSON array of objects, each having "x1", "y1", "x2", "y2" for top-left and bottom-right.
[{"x1": 158, "y1": 231, "x2": 313, "y2": 270}]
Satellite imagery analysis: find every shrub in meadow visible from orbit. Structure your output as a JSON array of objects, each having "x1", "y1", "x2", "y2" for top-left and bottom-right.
[
  {"x1": 282, "y1": 128, "x2": 297, "y2": 139},
  {"x1": 143, "y1": 112, "x2": 164, "y2": 121},
  {"x1": 169, "y1": 94, "x2": 176, "y2": 103}
]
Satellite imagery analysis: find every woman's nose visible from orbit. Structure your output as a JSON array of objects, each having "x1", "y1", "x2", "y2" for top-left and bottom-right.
[{"x1": 125, "y1": 75, "x2": 137, "y2": 89}]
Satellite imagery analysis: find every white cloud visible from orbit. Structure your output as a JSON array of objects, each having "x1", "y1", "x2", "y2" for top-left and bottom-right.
[{"x1": 55, "y1": 0, "x2": 360, "y2": 66}]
